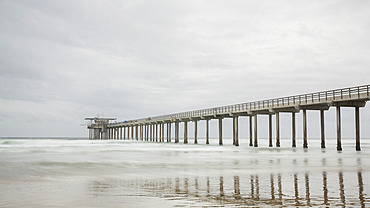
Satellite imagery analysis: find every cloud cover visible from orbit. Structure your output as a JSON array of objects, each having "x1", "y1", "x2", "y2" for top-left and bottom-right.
[{"x1": 0, "y1": 0, "x2": 369, "y2": 138}]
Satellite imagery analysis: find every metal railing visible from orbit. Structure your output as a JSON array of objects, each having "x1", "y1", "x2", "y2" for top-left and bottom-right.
[{"x1": 110, "y1": 85, "x2": 369, "y2": 126}]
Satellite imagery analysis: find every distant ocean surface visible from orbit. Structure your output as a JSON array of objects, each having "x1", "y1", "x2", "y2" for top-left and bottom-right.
[{"x1": 0, "y1": 137, "x2": 369, "y2": 207}]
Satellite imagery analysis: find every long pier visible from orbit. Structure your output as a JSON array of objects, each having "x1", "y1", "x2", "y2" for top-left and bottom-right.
[{"x1": 88, "y1": 85, "x2": 370, "y2": 151}]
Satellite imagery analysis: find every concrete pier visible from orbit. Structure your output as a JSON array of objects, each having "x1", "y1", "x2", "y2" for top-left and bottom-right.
[{"x1": 100, "y1": 84, "x2": 370, "y2": 151}]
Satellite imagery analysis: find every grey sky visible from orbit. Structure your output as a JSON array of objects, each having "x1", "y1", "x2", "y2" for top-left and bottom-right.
[{"x1": 0, "y1": 0, "x2": 369, "y2": 138}]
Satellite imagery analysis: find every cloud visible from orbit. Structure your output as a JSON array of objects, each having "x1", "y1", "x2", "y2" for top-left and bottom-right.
[{"x1": 0, "y1": 0, "x2": 369, "y2": 137}]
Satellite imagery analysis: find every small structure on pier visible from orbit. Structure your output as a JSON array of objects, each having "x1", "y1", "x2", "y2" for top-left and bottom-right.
[{"x1": 85, "y1": 117, "x2": 116, "y2": 140}]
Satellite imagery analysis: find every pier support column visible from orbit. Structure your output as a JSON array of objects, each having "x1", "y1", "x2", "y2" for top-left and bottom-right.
[
  {"x1": 184, "y1": 121, "x2": 188, "y2": 144},
  {"x1": 131, "y1": 126, "x2": 134, "y2": 140},
  {"x1": 175, "y1": 122, "x2": 179, "y2": 143},
  {"x1": 120, "y1": 127, "x2": 123, "y2": 140},
  {"x1": 303, "y1": 109, "x2": 308, "y2": 148},
  {"x1": 139, "y1": 125, "x2": 142, "y2": 140},
  {"x1": 249, "y1": 116, "x2": 253, "y2": 146},
  {"x1": 123, "y1": 127, "x2": 126, "y2": 140},
  {"x1": 162, "y1": 123, "x2": 165, "y2": 142},
  {"x1": 206, "y1": 120, "x2": 209, "y2": 144},
  {"x1": 234, "y1": 116, "x2": 239, "y2": 146},
  {"x1": 336, "y1": 106, "x2": 342, "y2": 151},
  {"x1": 269, "y1": 114, "x2": 272, "y2": 147},
  {"x1": 147, "y1": 125, "x2": 149, "y2": 141},
  {"x1": 355, "y1": 107, "x2": 361, "y2": 151},
  {"x1": 127, "y1": 126, "x2": 130, "y2": 140},
  {"x1": 194, "y1": 120, "x2": 198, "y2": 144},
  {"x1": 254, "y1": 115, "x2": 258, "y2": 147},
  {"x1": 152, "y1": 124, "x2": 155, "y2": 142},
  {"x1": 276, "y1": 112, "x2": 280, "y2": 147},
  {"x1": 292, "y1": 112, "x2": 296, "y2": 147},
  {"x1": 136, "y1": 125, "x2": 138, "y2": 140},
  {"x1": 320, "y1": 110, "x2": 326, "y2": 148},
  {"x1": 156, "y1": 123, "x2": 158, "y2": 142},
  {"x1": 233, "y1": 117, "x2": 235, "y2": 145},
  {"x1": 168, "y1": 123, "x2": 172, "y2": 142},
  {"x1": 149, "y1": 124, "x2": 152, "y2": 141},
  {"x1": 166, "y1": 123, "x2": 169, "y2": 142},
  {"x1": 219, "y1": 118, "x2": 223, "y2": 145}
]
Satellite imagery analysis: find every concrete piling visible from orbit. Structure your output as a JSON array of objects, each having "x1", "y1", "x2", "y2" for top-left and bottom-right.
[
  {"x1": 303, "y1": 109, "x2": 308, "y2": 148},
  {"x1": 276, "y1": 112, "x2": 280, "y2": 147},
  {"x1": 234, "y1": 116, "x2": 239, "y2": 146},
  {"x1": 219, "y1": 118, "x2": 223, "y2": 145},
  {"x1": 206, "y1": 120, "x2": 209, "y2": 145},
  {"x1": 320, "y1": 110, "x2": 325, "y2": 148},
  {"x1": 336, "y1": 106, "x2": 342, "y2": 151},
  {"x1": 194, "y1": 120, "x2": 198, "y2": 144},
  {"x1": 355, "y1": 107, "x2": 361, "y2": 151},
  {"x1": 254, "y1": 115, "x2": 258, "y2": 147},
  {"x1": 184, "y1": 121, "x2": 188, "y2": 144},
  {"x1": 249, "y1": 116, "x2": 253, "y2": 146},
  {"x1": 292, "y1": 112, "x2": 296, "y2": 147},
  {"x1": 269, "y1": 114, "x2": 272, "y2": 147},
  {"x1": 175, "y1": 122, "x2": 179, "y2": 143}
]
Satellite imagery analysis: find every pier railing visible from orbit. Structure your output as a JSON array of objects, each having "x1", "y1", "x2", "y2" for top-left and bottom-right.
[{"x1": 111, "y1": 85, "x2": 369, "y2": 125}]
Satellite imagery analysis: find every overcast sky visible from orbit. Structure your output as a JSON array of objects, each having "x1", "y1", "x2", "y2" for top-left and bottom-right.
[{"x1": 0, "y1": 0, "x2": 369, "y2": 139}]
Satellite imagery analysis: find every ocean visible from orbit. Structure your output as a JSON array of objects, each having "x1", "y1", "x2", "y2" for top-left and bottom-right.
[{"x1": 0, "y1": 137, "x2": 369, "y2": 207}]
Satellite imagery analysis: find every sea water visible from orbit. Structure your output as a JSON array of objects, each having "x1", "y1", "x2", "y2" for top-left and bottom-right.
[{"x1": 0, "y1": 137, "x2": 369, "y2": 207}]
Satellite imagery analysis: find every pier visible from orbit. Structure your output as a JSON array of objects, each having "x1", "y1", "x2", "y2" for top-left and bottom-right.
[{"x1": 87, "y1": 85, "x2": 370, "y2": 151}]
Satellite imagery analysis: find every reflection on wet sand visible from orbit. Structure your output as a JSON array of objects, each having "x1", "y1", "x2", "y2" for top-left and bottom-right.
[{"x1": 88, "y1": 168, "x2": 368, "y2": 207}]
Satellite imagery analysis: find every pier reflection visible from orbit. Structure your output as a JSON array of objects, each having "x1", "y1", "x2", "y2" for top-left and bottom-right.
[{"x1": 88, "y1": 168, "x2": 368, "y2": 207}]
